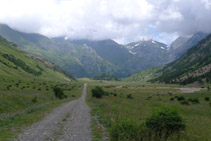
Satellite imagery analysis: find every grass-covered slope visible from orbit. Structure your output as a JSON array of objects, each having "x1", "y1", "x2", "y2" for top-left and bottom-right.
[
  {"x1": 0, "y1": 36, "x2": 84, "y2": 140},
  {"x1": 123, "y1": 66, "x2": 163, "y2": 82},
  {"x1": 87, "y1": 82, "x2": 211, "y2": 140},
  {"x1": 152, "y1": 33, "x2": 211, "y2": 84},
  {"x1": 0, "y1": 35, "x2": 75, "y2": 81},
  {"x1": 125, "y1": 34, "x2": 211, "y2": 84},
  {"x1": 168, "y1": 32, "x2": 208, "y2": 62},
  {"x1": 0, "y1": 24, "x2": 120, "y2": 78},
  {"x1": 93, "y1": 73, "x2": 120, "y2": 81}
]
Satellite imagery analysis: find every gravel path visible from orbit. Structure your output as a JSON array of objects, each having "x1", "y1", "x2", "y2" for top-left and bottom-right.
[
  {"x1": 17, "y1": 83, "x2": 92, "y2": 141},
  {"x1": 116, "y1": 86, "x2": 202, "y2": 93},
  {"x1": 179, "y1": 88, "x2": 202, "y2": 93}
]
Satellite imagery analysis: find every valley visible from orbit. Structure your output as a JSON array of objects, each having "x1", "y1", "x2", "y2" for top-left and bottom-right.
[
  {"x1": 1, "y1": 0, "x2": 211, "y2": 140},
  {"x1": 0, "y1": 24, "x2": 210, "y2": 141},
  {"x1": 86, "y1": 81, "x2": 211, "y2": 141},
  {"x1": 0, "y1": 24, "x2": 207, "y2": 79}
]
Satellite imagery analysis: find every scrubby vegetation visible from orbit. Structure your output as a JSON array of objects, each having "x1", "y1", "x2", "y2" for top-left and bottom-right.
[
  {"x1": 205, "y1": 97, "x2": 210, "y2": 101},
  {"x1": 127, "y1": 94, "x2": 133, "y2": 99},
  {"x1": 145, "y1": 106, "x2": 185, "y2": 140},
  {"x1": 93, "y1": 73, "x2": 120, "y2": 81},
  {"x1": 53, "y1": 87, "x2": 67, "y2": 99},
  {"x1": 2, "y1": 54, "x2": 42, "y2": 76},
  {"x1": 0, "y1": 35, "x2": 79, "y2": 140},
  {"x1": 151, "y1": 34, "x2": 211, "y2": 84},
  {"x1": 87, "y1": 82, "x2": 211, "y2": 141},
  {"x1": 110, "y1": 119, "x2": 140, "y2": 140},
  {"x1": 110, "y1": 106, "x2": 185, "y2": 141},
  {"x1": 91, "y1": 86, "x2": 106, "y2": 98},
  {"x1": 0, "y1": 78, "x2": 82, "y2": 140}
]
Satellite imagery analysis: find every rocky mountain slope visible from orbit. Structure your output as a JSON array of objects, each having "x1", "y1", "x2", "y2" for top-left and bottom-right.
[
  {"x1": 124, "y1": 39, "x2": 169, "y2": 66},
  {"x1": 125, "y1": 33, "x2": 211, "y2": 84},
  {"x1": 0, "y1": 35, "x2": 75, "y2": 81},
  {"x1": 168, "y1": 32, "x2": 208, "y2": 62},
  {"x1": 0, "y1": 24, "x2": 117, "y2": 77},
  {"x1": 0, "y1": 24, "x2": 208, "y2": 79}
]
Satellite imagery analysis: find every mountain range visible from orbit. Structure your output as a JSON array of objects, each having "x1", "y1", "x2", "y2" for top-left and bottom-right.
[
  {"x1": 125, "y1": 33, "x2": 211, "y2": 84},
  {"x1": 168, "y1": 32, "x2": 208, "y2": 63},
  {"x1": 0, "y1": 35, "x2": 75, "y2": 82},
  {"x1": 0, "y1": 24, "x2": 209, "y2": 80}
]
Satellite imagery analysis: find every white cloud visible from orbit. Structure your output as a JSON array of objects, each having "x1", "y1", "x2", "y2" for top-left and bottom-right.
[{"x1": 0, "y1": 0, "x2": 210, "y2": 44}]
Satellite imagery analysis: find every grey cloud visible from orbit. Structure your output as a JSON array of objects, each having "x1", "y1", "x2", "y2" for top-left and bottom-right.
[{"x1": 0, "y1": 0, "x2": 210, "y2": 44}]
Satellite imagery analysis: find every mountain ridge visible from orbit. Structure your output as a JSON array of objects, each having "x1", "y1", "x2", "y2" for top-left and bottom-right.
[
  {"x1": 0, "y1": 24, "x2": 119, "y2": 77},
  {"x1": 0, "y1": 35, "x2": 75, "y2": 81},
  {"x1": 125, "y1": 33, "x2": 211, "y2": 84},
  {"x1": 0, "y1": 23, "x2": 209, "y2": 79}
]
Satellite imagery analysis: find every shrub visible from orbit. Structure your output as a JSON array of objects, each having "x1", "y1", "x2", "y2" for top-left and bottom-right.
[
  {"x1": 113, "y1": 93, "x2": 117, "y2": 97},
  {"x1": 53, "y1": 87, "x2": 67, "y2": 99},
  {"x1": 188, "y1": 98, "x2": 200, "y2": 104},
  {"x1": 127, "y1": 94, "x2": 133, "y2": 99},
  {"x1": 31, "y1": 96, "x2": 37, "y2": 103},
  {"x1": 147, "y1": 96, "x2": 153, "y2": 100},
  {"x1": 168, "y1": 92, "x2": 173, "y2": 95},
  {"x1": 146, "y1": 106, "x2": 185, "y2": 140},
  {"x1": 180, "y1": 100, "x2": 189, "y2": 105},
  {"x1": 177, "y1": 96, "x2": 185, "y2": 101},
  {"x1": 170, "y1": 97, "x2": 174, "y2": 101},
  {"x1": 205, "y1": 97, "x2": 210, "y2": 101},
  {"x1": 110, "y1": 119, "x2": 139, "y2": 141},
  {"x1": 104, "y1": 92, "x2": 110, "y2": 96},
  {"x1": 72, "y1": 94, "x2": 76, "y2": 97},
  {"x1": 91, "y1": 86, "x2": 105, "y2": 98},
  {"x1": 109, "y1": 107, "x2": 185, "y2": 140},
  {"x1": 207, "y1": 86, "x2": 210, "y2": 91},
  {"x1": 2, "y1": 54, "x2": 42, "y2": 76}
]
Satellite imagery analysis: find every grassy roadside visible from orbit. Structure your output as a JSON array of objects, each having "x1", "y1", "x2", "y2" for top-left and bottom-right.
[
  {"x1": 86, "y1": 81, "x2": 211, "y2": 140},
  {"x1": 0, "y1": 78, "x2": 83, "y2": 140},
  {"x1": 86, "y1": 84, "x2": 107, "y2": 141}
]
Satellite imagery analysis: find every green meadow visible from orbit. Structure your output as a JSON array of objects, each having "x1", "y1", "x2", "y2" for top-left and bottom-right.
[
  {"x1": 0, "y1": 78, "x2": 82, "y2": 140},
  {"x1": 86, "y1": 81, "x2": 211, "y2": 140},
  {"x1": 0, "y1": 76, "x2": 82, "y2": 140}
]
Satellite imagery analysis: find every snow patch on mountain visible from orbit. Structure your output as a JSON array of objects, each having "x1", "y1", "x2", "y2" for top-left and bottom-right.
[
  {"x1": 129, "y1": 50, "x2": 136, "y2": 55},
  {"x1": 134, "y1": 43, "x2": 140, "y2": 47}
]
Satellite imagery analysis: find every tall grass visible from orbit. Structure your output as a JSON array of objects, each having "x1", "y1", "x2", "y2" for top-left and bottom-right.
[{"x1": 87, "y1": 82, "x2": 211, "y2": 140}]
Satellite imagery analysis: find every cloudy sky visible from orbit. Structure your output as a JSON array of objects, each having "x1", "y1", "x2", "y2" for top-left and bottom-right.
[{"x1": 0, "y1": 0, "x2": 211, "y2": 44}]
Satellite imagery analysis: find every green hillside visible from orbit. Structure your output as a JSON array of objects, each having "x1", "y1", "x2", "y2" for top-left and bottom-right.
[
  {"x1": 0, "y1": 35, "x2": 84, "y2": 139},
  {"x1": 168, "y1": 32, "x2": 208, "y2": 62},
  {"x1": 0, "y1": 24, "x2": 120, "y2": 78},
  {"x1": 152, "y1": 33, "x2": 211, "y2": 84},
  {"x1": 0, "y1": 36, "x2": 75, "y2": 82},
  {"x1": 125, "y1": 34, "x2": 211, "y2": 84},
  {"x1": 93, "y1": 73, "x2": 120, "y2": 81},
  {"x1": 123, "y1": 66, "x2": 163, "y2": 82}
]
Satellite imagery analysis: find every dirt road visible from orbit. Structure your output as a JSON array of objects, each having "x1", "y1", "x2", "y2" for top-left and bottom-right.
[
  {"x1": 18, "y1": 83, "x2": 92, "y2": 141},
  {"x1": 115, "y1": 86, "x2": 203, "y2": 93}
]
